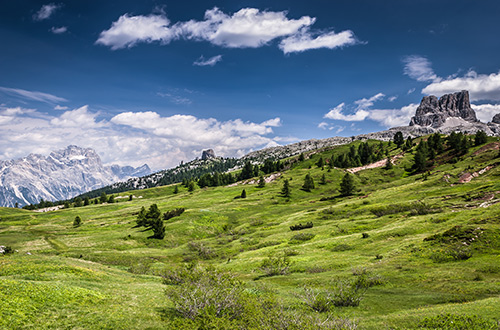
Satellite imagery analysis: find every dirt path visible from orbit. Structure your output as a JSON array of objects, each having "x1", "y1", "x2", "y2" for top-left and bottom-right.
[{"x1": 347, "y1": 154, "x2": 403, "y2": 173}]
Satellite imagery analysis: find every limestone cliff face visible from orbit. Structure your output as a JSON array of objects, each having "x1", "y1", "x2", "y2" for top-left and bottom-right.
[
  {"x1": 492, "y1": 113, "x2": 500, "y2": 124},
  {"x1": 409, "y1": 90, "x2": 478, "y2": 128}
]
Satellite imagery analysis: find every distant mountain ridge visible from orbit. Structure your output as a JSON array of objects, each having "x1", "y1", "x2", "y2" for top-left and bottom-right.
[{"x1": 0, "y1": 145, "x2": 151, "y2": 207}]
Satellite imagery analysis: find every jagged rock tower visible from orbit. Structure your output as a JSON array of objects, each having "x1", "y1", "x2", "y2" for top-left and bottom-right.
[{"x1": 409, "y1": 90, "x2": 478, "y2": 128}]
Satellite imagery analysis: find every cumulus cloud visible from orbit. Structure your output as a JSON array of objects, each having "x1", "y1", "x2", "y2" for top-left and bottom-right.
[
  {"x1": 0, "y1": 86, "x2": 67, "y2": 104},
  {"x1": 193, "y1": 55, "x2": 223, "y2": 66},
  {"x1": 403, "y1": 55, "x2": 440, "y2": 82},
  {"x1": 96, "y1": 14, "x2": 175, "y2": 50},
  {"x1": 0, "y1": 106, "x2": 283, "y2": 170},
  {"x1": 471, "y1": 103, "x2": 500, "y2": 122},
  {"x1": 367, "y1": 104, "x2": 419, "y2": 127},
  {"x1": 50, "y1": 26, "x2": 67, "y2": 34},
  {"x1": 33, "y1": 3, "x2": 61, "y2": 21},
  {"x1": 279, "y1": 29, "x2": 358, "y2": 54},
  {"x1": 354, "y1": 93, "x2": 385, "y2": 110},
  {"x1": 96, "y1": 7, "x2": 359, "y2": 54},
  {"x1": 422, "y1": 71, "x2": 500, "y2": 101}
]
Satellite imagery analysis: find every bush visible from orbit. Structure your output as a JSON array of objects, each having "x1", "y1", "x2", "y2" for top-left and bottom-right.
[
  {"x1": 163, "y1": 208, "x2": 185, "y2": 221},
  {"x1": 187, "y1": 241, "x2": 218, "y2": 259},
  {"x1": 290, "y1": 222, "x2": 313, "y2": 231},
  {"x1": 418, "y1": 313, "x2": 497, "y2": 329},
  {"x1": 73, "y1": 216, "x2": 82, "y2": 228},
  {"x1": 290, "y1": 233, "x2": 315, "y2": 242},
  {"x1": 260, "y1": 253, "x2": 291, "y2": 276},
  {"x1": 331, "y1": 279, "x2": 366, "y2": 307},
  {"x1": 430, "y1": 244, "x2": 472, "y2": 262}
]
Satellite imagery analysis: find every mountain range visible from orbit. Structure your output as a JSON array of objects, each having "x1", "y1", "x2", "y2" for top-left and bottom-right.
[
  {"x1": 0, "y1": 145, "x2": 150, "y2": 207},
  {"x1": 1, "y1": 90, "x2": 499, "y2": 208}
]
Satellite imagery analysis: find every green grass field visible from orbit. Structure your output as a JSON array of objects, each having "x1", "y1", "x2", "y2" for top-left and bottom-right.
[{"x1": 1, "y1": 138, "x2": 500, "y2": 329}]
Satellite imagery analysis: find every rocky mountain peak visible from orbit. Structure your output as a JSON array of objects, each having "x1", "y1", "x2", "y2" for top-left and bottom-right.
[
  {"x1": 492, "y1": 113, "x2": 500, "y2": 124},
  {"x1": 201, "y1": 149, "x2": 216, "y2": 160},
  {"x1": 409, "y1": 90, "x2": 478, "y2": 128}
]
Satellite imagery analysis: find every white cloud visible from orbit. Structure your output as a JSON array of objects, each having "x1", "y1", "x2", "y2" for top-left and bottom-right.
[
  {"x1": 279, "y1": 29, "x2": 357, "y2": 54},
  {"x1": 422, "y1": 71, "x2": 500, "y2": 101},
  {"x1": 367, "y1": 103, "x2": 419, "y2": 127},
  {"x1": 0, "y1": 106, "x2": 284, "y2": 170},
  {"x1": 388, "y1": 96, "x2": 398, "y2": 102},
  {"x1": 33, "y1": 3, "x2": 60, "y2": 21},
  {"x1": 0, "y1": 86, "x2": 67, "y2": 103},
  {"x1": 157, "y1": 92, "x2": 192, "y2": 105},
  {"x1": 96, "y1": 7, "x2": 359, "y2": 54},
  {"x1": 318, "y1": 122, "x2": 328, "y2": 129},
  {"x1": 50, "y1": 105, "x2": 105, "y2": 128},
  {"x1": 407, "y1": 88, "x2": 416, "y2": 94},
  {"x1": 193, "y1": 55, "x2": 223, "y2": 66},
  {"x1": 403, "y1": 55, "x2": 440, "y2": 82},
  {"x1": 354, "y1": 93, "x2": 385, "y2": 110},
  {"x1": 50, "y1": 26, "x2": 67, "y2": 34},
  {"x1": 96, "y1": 14, "x2": 175, "y2": 50},
  {"x1": 471, "y1": 103, "x2": 500, "y2": 122},
  {"x1": 54, "y1": 105, "x2": 68, "y2": 110},
  {"x1": 324, "y1": 103, "x2": 370, "y2": 121}
]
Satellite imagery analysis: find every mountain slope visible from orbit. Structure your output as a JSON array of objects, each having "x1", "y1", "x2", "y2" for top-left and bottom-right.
[
  {"x1": 0, "y1": 145, "x2": 150, "y2": 207},
  {"x1": 1, "y1": 134, "x2": 499, "y2": 329}
]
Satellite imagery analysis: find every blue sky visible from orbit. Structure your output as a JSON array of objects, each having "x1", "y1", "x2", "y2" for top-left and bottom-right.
[{"x1": 1, "y1": 0, "x2": 500, "y2": 170}]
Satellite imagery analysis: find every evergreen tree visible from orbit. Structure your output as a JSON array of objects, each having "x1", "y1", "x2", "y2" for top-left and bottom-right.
[
  {"x1": 74, "y1": 197, "x2": 83, "y2": 207},
  {"x1": 136, "y1": 206, "x2": 147, "y2": 227},
  {"x1": 240, "y1": 189, "x2": 247, "y2": 198},
  {"x1": 302, "y1": 173, "x2": 315, "y2": 191},
  {"x1": 108, "y1": 195, "x2": 115, "y2": 203},
  {"x1": 64, "y1": 201, "x2": 71, "y2": 209},
  {"x1": 73, "y1": 216, "x2": 82, "y2": 228},
  {"x1": 14, "y1": 202, "x2": 19, "y2": 208},
  {"x1": 413, "y1": 148, "x2": 427, "y2": 173},
  {"x1": 394, "y1": 131, "x2": 404, "y2": 148},
  {"x1": 316, "y1": 157, "x2": 324, "y2": 168},
  {"x1": 340, "y1": 173, "x2": 355, "y2": 196},
  {"x1": 319, "y1": 173, "x2": 326, "y2": 185},
  {"x1": 474, "y1": 130, "x2": 488, "y2": 146},
  {"x1": 384, "y1": 157, "x2": 393, "y2": 169},
  {"x1": 150, "y1": 217, "x2": 165, "y2": 239},
  {"x1": 281, "y1": 179, "x2": 291, "y2": 198},
  {"x1": 403, "y1": 137, "x2": 413, "y2": 151},
  {"x1": 188, "y1": 181, "x2": 196, "y2": 192},
  {"x1": 83, "y1": 196, "x2": 90, "y2": 206},
  {"x1": 298, "y1": 153, "x2": 305, "y2": 162},
  {"x1": 173, "y1": 185, "x2": 179, "y2": 194},
  {"x1": 129, "y1": 195, "x2": 133, "y2": 201},
  {"x1": 257, "y1": 175, "x2": 266, "y2": 188},
  {"x1": 99, "y1": 192, "x2": 108, "y2": 204},
  {"x1": 239, "y1": 161, "x2": 255, "y2": 180}
]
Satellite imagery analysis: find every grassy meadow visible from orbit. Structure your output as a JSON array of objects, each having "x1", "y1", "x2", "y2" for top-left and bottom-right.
[{"x1": 1, "y1": 137, "x2": 500, "y2": 329}]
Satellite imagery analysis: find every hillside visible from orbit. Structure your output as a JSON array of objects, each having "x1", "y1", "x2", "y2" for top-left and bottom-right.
[{"x1": 1, "y1": 134, "x2": 500, "y2": 329}]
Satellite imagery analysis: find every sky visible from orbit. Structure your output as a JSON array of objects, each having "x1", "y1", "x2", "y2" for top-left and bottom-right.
[{"x1": 1, "y1": 0, "x2": 500, "y2": 171}]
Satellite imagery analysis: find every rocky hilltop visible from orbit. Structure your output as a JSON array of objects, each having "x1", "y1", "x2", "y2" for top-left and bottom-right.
[
  {"x1": 0, "y1": 145, "x2": 150, "y2": 207},
  {"x1": 409, "y1": 90, "x2": 478, "y2": 127}
]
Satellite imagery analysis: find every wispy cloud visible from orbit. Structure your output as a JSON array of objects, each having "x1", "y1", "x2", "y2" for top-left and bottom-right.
[
  {"x1": 157, "y1": 92, "x2": 192, "y2": 105},
  {"x1": 50, "y1": 26, "x2": 67, "y2": 34},
  {"x1": 96, "y1": 7, "x2": 360, "y2": 54},
  {"x1": 324, "y1": 103, "x2": 370, "y2": 121},
  {"x1": 402, "y1": 55, "x2": 440, "y2": 82},
  {"x1": 0, "y1": 86, "x2": 67, "y2": 103},
  {"x1": 193, "y1": 55, "x2": 223, "y2": 66},
  {"x1": 33, "y1": 3, "x2": 61, "y2": 21}
]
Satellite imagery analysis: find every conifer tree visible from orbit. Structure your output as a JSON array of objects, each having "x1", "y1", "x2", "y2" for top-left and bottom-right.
[
  {"x1": 298, "y1": 153, "x2": 305, "y2": 162},
  {"x1": 99, "y1": 192, "x2": 108, "y2": 204},
  {"x1": 73, "y1": 216, "x2": 82, "y2": 228},
  {"x1": 302, "y1": 173, "x2": 315, "y2": 191},
  {"x1": 281, "y1": 179, "x2": 291, "y2": 198},
  {"x1": 84, "y1": 196, "x2": 90, "y2": 206},
  {"x1": 320, "y1": 173, "x2": 327, "y2": 185},
  {"x1": 384, "y1": 157, "x2": 393, "y2": 169},
  {"x1": 173, "y1": 185, "x2": 179, "y2": 194},
  {"x1": 340, "y1": 173, "x2": 355, "y2": 196},
  {"x1": 241, "y1": 189, "x2": 247, "y2": 198},
  {"x1": 257, "y1": 175, "x2": 266, "y2": 188},
  {"x1": 394, "y1": 131, "x2": 404, "y2": 148},
  {"x1": 136, "y1": 206, "x2": 147, "y2": 227},
  {"x1": 474, "y1": 130, "x2": 488, "y2": 146},
  {"x1": 150, "y1": 217, "x2": 165, "y2": 239}
]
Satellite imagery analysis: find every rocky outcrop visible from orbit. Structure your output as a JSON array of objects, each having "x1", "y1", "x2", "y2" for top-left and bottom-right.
[
  {"x1": 491, "y1": 113, "x2": 500, "y2": 124},
  {"x1": 201, "y1": 149, "x2": 216, "y2": 160},
  {"x1": 409, "y1": 90, "x2": 478, "y2": 128}
]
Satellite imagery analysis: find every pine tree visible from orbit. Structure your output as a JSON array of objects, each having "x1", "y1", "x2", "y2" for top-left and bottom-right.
[
  {"x1": 188, "y1": 181, "x2": 196, "y2": 192},
  {"x1": 74, "y1": 197, "x2": 83, "y2": 207},
  {"x1": 340, "y1": 173, "x2": 355, "y2": 196},
  {"x1": 136, "y1": 206, "x2": 147, "y2": 227},
  {"x1": 384, "y1": 157, "x2": 393, "y2": 169},
  {"x1": 302, "y1": 173, "x2": 315, "y2": 191},
  {"x1": 320, "y1": 173, "x2": 326, "y2": 185},
  {"x1": 474, "y1": 130, "x2": 488, "y2": 146},
  {"x1": 83, "y1": 196, "x2": 90, "y2": 206},
  {"x1": 298, "y1": 153, "x2": 305, "y2": 162},
  {"x1": 173, "y1": 185, "x2": 179, "y2": 194},
  {"x1": 108, "y1": 195, "x2": 115, "y2": 203},
  {"x1": 240, "y1": 189, "x2": 247, "y2": 198},
  {"x1": 281, "y1": 179, "x2": 291, "y2": 198},
  {"x1": 257, "y1": 175, "x2": 266, "y2": 188},
  {"x1": 394, "y1": 131, "x2": 404, "y2": 148},
  {"x1": 316, "y1": 157, "x2": 324, "y2": 168},
  {"x1": 99, "y1": 192, "x2": 108, "y2": 204},
  {"x1": 73, "y1": 216, "x2": 82, "y2": 228},
  {"x1": 150, "y1": 217, "x2": 165, "y2": 239}
]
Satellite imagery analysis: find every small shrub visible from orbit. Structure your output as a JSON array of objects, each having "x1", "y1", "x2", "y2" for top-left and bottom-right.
[
  {"x1": 283, "y1": 248, "x2": 300, "y2": 256},
  {"x1": 418, "y1": 313, "x2": 497, "y2": 330},
  {"x1": 300, "y1": 287, "x2": 332, "y2": 312},
  {"x1": 306, "y1": 266, "x2": 329, "y2": 274},
  {"x1": 290, "y1": 222, "x2": 313, "y2": 231},
  {"x1": 187, "y1": 241, "x2": 218, "y2": 260},
  {"x1": 331, "y1": 279, "x2": 366, "y2": 307},
  {"x1": 260, "y1": 253, "x2": 291, "y2": 276},
  {"x1": 290, "y1": 233, "x2": 315, "y2": 242},
  {"x1": 430, "y1": 244, "x2": 472, "y2": 262},
  {"x1": 163, "y1": 208, "x2": 185, "y2": 221},
  {"x1": 361, "y1": 232, "x2": 370, "y2": 239},
  {"x1": 375, "y1": 254, "x2": 383, "y2": 260}
]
